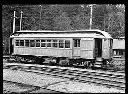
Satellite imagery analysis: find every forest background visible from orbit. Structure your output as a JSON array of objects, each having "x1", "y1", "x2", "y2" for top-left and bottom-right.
[{"x1": 2, "y1": 4, "x2": 125, "y2": 54}]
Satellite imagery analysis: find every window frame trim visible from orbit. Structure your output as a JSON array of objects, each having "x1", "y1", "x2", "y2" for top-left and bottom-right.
[
  {"x1": 25, "y1": 40, "x2": 30, "y2": 47},
  {"x1": 65, "y1": 40, "x2": 70, "y2": 49},
  {"x1": 35, "y1": 40, "x2": 41, "y2": 47},
  {"x1": 30, "y1": 40, "x2": 35, "y2": 47},
  {"x1": 59, "y1": 40, "x2": 64, "y2": 49},
  {"x1": 41, "y1": 39, "x2": 46, "y2": 48},
  {"x1": 73, "y1": 39, "x2": 81, "y2": 48},
  {"x1": 15, "y1": 40, "x2": 20, "y2": 47}
]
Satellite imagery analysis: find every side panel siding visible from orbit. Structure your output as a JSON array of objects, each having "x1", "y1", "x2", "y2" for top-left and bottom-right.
[
  {"x1": 72, "y1": 39, "x2": 81, "y2": 57},
  {"x1": 14, "y1": 47, "x2": 72, "y2": 57},
  {"x1": 102, "y1": 39, "x2": 110, "y2": 59},
  {"x1": 80, "y1": 38, "x2": 94, "y2": 59},
  {"x1": 73, "y1": 49, "x2": 81, "y2": 57}
]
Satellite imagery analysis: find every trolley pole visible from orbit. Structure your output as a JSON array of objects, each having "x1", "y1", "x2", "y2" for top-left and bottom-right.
[
  {"x1": 20, "y1": 11, "x2": 23, "y2": 31},
  {"x1": 13, "y1": 11, "x2": 16, "y2": 33}
]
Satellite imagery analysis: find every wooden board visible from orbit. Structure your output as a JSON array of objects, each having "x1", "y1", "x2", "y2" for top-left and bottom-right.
[
  {"x1": 80, "y1": 38, "x2": 94, "y2": 59},
  {"x1": 14, "y1": 47, "x2": 72, "y2": 58}
]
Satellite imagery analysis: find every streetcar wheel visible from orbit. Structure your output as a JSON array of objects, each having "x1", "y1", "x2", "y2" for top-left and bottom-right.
[
  {"x1": 90, "y1": 62, "x2": 94, "y2": 69},
  {"x1": 48, "y1": 58, "x2": 57, "y2": 65},
  {"x1": 68, "y1": 60, "x2": 74, "y2": 66},
  {"x1": 59, "y1": 59, "x2": 69, "y2": 66},
  {"x1": 52, "y1": 58, "x2": 57, "y2": 65},
  {"x1": 83, "y1": 61, "x2": 90, "y2": 68},
  {"x1": 49, "y1": 61, "x2": 53, "y2": 65}
]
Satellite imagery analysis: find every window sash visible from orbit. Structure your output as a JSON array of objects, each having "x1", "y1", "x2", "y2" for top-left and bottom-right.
[
  {"x1": 74, "y1": 40, "x2": 77, "y2": 47},
  {"x1": 77, "y1": 40, "x2": 80, "y2": 47},
  {"x1": 59, "y1": 40, "x2": 64, "y2": 48},
  {"x1": 47, "y1": 40, "x2": 51, "y2": 47},
  {"x1": 41, "y1": 40, "x2": 46, "y2": 47},
  {"x1": 25, "y1": 40, "x2": 29, "y2": 47},
  {"x1": 15, "y1": 39, "x2": 71, "y2": 49},
  {"x1": 53, "y1": 40, "x2": 58, "y2": 47},
  {"x1": 30, "y1": 40, "x2": 35, "y2": 47},
  {"x1": 36, "y1": 40, "x2": 40, "y2": 47},
  {"x1": 74, "y1": 39, "x2": 80, "y2": 47},
  {"x1": 41, "y1": 40, "x2": 45, "y2": 42},
  {"x1": 65, "y1": 40, "x2": 70, "y2": 48},
  {"x1": 15, "y1": 40, "x2": 19, "y2": 46},
  {"x1": 20, "y1": 40, "x2": 24, "y2": 46}
]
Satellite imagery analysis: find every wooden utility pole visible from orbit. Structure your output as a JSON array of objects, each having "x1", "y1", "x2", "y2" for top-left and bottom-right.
[
  {"x1": 20, "y1": 11, "x2": 23, "y2": 31},
  {"x1": 39, "y1": 5, "x2": 42, "y2": 30},
  {"x1": 13, "y1": 11, "x2": 16, "y2": 33},
  {"x1": 81, "y1": 4, "x2": 95, "y2": 30},
  {"x1": 89, "y1": 4, "x2": 93, "y2": 30}
]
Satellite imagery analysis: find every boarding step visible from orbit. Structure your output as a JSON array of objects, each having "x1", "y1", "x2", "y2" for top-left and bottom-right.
[
  {"x1": 94, "y1": 61, "x2": 102, "y2": 67},
  {"x1": 96, "y1": 57, "x2": 103, "y2": 61}
]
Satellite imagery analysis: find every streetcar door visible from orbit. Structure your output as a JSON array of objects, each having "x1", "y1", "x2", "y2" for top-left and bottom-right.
[
  {"x1": 73, "y1": 39, "x2": 81, "y2": 57},
  {"x1": 10, "y1": 38, "x2": 14, "y2": 54},
  {"x1": 95, "y1": 38, "x2": 102, "y2": 57}
]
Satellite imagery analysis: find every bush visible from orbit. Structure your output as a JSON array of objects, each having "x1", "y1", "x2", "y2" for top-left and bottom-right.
[{"x1": 109, "y1": 59, "x2": 125, "y2": 71}]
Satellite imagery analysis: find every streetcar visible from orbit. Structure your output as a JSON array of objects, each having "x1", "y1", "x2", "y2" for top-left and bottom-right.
[{"x1": 9, "y1": 29, "x2": 113, "y2": 68}]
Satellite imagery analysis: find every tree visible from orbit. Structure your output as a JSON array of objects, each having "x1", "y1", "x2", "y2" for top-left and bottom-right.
[
  {"x1": 2, "y1": 4, "x2": 125, "y2": 54},
  {"x1": 53, "y1": 12, "x2": 72, "y2": 30},
  {"x1": 103, "y1": 4, "x2": 125, "y2": 38},
  {"x1": 92, "y1": 5, "x2": 108, "y2": 30},
  {"x1": 64, "y1": 4, "x2": 90, "y2": 30}
]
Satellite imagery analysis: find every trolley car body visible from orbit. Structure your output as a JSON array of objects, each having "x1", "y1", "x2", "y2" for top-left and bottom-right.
[{"x1": 10, "y1": 29, "x2": 113, "y2": 66}]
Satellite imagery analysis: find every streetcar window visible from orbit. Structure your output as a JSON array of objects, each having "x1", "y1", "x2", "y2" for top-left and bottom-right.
[
  {"x1": 36, "y1": 40, "x2": 40, "y2": 47},
  {"x1": 74, "y1": 39, "x2": 80, "y2": 47},
  {"x1": 119, "y1": 50, "x2": 124, "y2": 55},
  {"x1": 110, "y1": 39, "x2": 113, "y2": 49},
  {"x1": 74, "y1": 39, "x2": 77, "y2": 47},
  {"x1": 20, "y1": 40, "x2": 24, "y2": 46},
  {"x1": 53, "y1": 40, "x2": 58, "y2": 47},
  {"x1": 41, "y1": 39, "x2": 46, "y2": 47},
  {"x1": 30, "y1": 40, "x2": 35, "y2": 47},
  {"x1": 15, "y1": 40, "x2": 19, "y2": 46},
  {"x1": 65, "y1": 40, "x2": 70, "y2": 48},
  {"x1": 78, "y1": 40, "x2": 80, "y2": 47},
  {"x1": 47, "y1": 40, "x2": 51, "y2": 47},
  {"x1": 59, "y1": 40, "x2": 64, "y2": 48},
  {"x1": 25, "y1": 40, "x2": 29, "y2": 47}
]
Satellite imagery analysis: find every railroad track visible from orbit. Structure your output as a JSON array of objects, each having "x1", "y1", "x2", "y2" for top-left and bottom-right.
[
  {"x1": 3, "y1": 78, "x2": 63, "y2": 93},
  {"x1": 3, "y1": 80, "x2": 41, "y2": 93},
  {"x1": 3, "y1": 63, "x2": 125, "y2": 90},
  {"x1": 3, "y1": 56, "x2": 125, "y2": 74}
]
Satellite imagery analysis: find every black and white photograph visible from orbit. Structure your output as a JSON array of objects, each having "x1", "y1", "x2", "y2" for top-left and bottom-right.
[{"x1": 3, "y1": 4, "x2": 125, "y2": 93}]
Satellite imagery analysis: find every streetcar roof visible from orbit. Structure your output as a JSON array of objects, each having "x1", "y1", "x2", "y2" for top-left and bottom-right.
[
  {"x1": 10, "y1": 29, "x2": 112, "y2": 38},
  {"x1": 10, "y1": 33, "x2": 108, "y2": 39}
]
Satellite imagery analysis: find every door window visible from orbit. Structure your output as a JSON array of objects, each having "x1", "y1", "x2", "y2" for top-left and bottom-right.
[{"x1": 74, "y1": 39, "x2": 80, "y2": 47}]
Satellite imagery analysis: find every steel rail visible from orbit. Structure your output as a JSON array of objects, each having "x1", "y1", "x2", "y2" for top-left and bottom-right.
[{"x1": 3, "y1": 64, "x2": 125, "y2": 90}]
